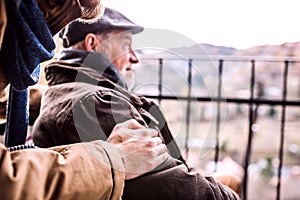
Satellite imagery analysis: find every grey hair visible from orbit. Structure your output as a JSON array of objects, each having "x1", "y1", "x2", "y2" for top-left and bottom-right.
[{"x1": 70, "y1": 32, "x2": 111, "y2": 50}]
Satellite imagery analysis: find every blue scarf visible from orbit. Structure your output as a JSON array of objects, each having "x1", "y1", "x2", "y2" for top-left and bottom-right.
[{"x1": 1, "y1": 0, "x2": 55, "y2": 147}]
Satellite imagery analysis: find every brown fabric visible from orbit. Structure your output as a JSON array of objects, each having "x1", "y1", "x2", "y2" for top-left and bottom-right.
[
  {"x1": 0, "y1": 0, "x2": 7, "y2": 90},
  {"x1": 0, "y1": 0, "x2": 6, "y2": 50},
  {"x1": 33, "y1": 78, "x2": 184, "y2": 163},
  {"x1": 28, "y1": 84, "x2": 48, "y2": 125},
  {"x1": 0, "y1": 141, "x2": 125, "y2": 200},
  {"x1": 123, "y1": 157, "x2": 239, "y2": 200},
  {"x1": 36, "y1": 0, "x2": 82, "y2": 35},
  {"x1": 33, "y1": 50, "x2": 184, "y2": 163}
]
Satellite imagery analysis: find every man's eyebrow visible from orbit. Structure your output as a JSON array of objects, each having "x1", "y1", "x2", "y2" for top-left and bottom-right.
[{"x1": 120, "y1": 32, "x2": 132, "y2": 41}]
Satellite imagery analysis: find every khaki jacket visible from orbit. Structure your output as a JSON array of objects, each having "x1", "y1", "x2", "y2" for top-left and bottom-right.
[{"x1": 0, "y1": 141, "x2": 125, "y2": 200}]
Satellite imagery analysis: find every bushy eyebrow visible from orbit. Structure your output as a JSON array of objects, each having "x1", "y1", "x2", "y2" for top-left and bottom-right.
[{"x1": 119, "y1": 32, "x2": 132, "y2": 41}]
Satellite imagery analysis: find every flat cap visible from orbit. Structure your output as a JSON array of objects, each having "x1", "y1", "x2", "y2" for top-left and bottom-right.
[{"x1": 59, "y1": 7, "x2": 144, "y2": 47}]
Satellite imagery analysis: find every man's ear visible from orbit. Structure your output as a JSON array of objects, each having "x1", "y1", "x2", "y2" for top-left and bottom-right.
[{"x1": 85, "y1": 33, "x2": 100, "y2": 51}]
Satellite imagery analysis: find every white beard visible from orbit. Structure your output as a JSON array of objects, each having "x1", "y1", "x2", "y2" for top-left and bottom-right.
[{"x1": 124, "y1": 71, "x2": 135, "y2": 92}]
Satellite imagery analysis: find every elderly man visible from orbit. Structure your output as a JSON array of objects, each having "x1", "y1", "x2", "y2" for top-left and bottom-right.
[
  {"x1": 32, "y1": 7, "x2": 240, "y2": 200},
  {"x1": 0, "y1": 1, "x2": 168, "y2": 199}
]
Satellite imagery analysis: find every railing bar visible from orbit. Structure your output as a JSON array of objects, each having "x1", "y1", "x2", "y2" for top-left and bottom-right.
[
  {"x1": 185, "y1": 59, "x2": 193, "y2": 161},
  {"x1": 276, "y1": 61, "x2": 289, "y2": 200},
  {"x1": 142, "y1": 56, "x2": 300, "y2": 63},
  {"x1": 158, "y1": 58, "x2": 163, "y2": 105},
  {"x1": 243, "y1": 60, "x2": 255, "y2": 200},
  {"x1": 214, "y1": 59, "x2": 223, "y2": 172},
  {"x1": 140, "y1": 95, "x2": 300, "y2": 106}
]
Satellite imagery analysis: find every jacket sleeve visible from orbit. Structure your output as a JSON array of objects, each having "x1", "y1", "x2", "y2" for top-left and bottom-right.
[
  {"x1": 123, "y1": 156, "x2": 240, "y2": 200},
  {"x1": 0, "y1": 140, "x2": 125, "y2": 200}
]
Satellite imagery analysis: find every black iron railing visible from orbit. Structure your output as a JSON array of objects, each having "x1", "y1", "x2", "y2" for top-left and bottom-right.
[{"x1": 134, "y1": 55, "x2": 300, "y2": 200}]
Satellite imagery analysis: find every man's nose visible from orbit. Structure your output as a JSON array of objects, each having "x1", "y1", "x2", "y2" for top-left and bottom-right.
[{"x1": 129, "y1": 50, "x2": 139, "y2": 64}]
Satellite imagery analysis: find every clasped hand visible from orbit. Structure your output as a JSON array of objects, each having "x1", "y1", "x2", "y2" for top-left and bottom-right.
[{"x1": 107, "y1": 119, "x2": 168, "y2": 180}]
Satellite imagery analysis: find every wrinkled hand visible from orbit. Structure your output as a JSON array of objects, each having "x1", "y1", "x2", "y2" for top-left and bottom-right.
[{"x1": 107, "y1": 119, "x2": 168, "y2": 180}]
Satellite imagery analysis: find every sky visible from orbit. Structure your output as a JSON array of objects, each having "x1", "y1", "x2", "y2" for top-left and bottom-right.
[{"x1": 104, "y1": 0, "x2": 300, "y2": 49}]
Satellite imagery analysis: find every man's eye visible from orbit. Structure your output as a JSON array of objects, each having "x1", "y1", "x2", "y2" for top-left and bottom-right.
[{"x1": 122, "y1": 44, "x2": 130, "y2": 51}]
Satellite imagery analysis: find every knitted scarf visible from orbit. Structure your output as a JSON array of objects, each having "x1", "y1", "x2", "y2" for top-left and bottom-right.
[{"x1": 0, "y1": 0, "x2": 55, "y2": 147}]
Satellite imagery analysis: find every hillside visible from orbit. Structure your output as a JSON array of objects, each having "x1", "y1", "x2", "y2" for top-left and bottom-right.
[
  {"x1": 162, "y1": 41, "x2": 300, "y2": 57},
  {"x1": 134, "y1": 41, "x2": 300, "y2": 99}
]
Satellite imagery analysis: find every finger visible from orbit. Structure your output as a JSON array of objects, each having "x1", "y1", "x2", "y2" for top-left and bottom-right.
[
  {"x1": 151, "y1": 152, "x2": 169, "y2": 168},
  {"x1": 123, "y1": 137, "x2": 164, "y2": 153},
  {"x1": 107, "y1": 133, "x2": 121, "y2": 143},
  {"x1": 142, "y1": 137, "x2": 163, "y2": 147},
  {"x1": 137, "y1": 143, "x2": 167, "y2": 157},
  {"x1": 130, "y1": 128, "x2": 158, "y2": 138},
  {"x1": 152, "y1": 144, "x2": 168, "y2": 157},
  {"x1": 109, "y1": 120, "x2": 146, "y2": 141},
  {"x1": 122, "y1": 119, "x2": 145, "y2": 130},
  {"x1": 119, "y1": 128, "x2": 158, "y2": 140}
]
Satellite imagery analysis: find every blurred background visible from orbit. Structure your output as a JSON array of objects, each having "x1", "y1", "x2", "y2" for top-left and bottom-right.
[{"x1": 102, "y1": 1, "x2": 300, "y2": 199}]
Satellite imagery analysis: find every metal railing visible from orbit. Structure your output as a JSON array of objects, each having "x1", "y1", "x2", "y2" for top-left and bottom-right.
[{"x1": 134, "y1": 55, "x2": 300, "y2": 200}]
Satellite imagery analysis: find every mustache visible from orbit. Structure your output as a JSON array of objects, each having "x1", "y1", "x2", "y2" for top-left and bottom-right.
[{"x1": 79, "y1": 4, "x2": 105, "y2": 24}]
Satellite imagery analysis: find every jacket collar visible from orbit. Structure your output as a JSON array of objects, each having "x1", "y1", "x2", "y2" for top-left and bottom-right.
[{"x1": 45, "y1": 49, "x2": 128, "y2": 89}]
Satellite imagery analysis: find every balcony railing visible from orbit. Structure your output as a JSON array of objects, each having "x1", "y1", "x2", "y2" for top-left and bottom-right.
[{"x1": 133, "y1": 54, "x2": 300, "y2": 200}]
